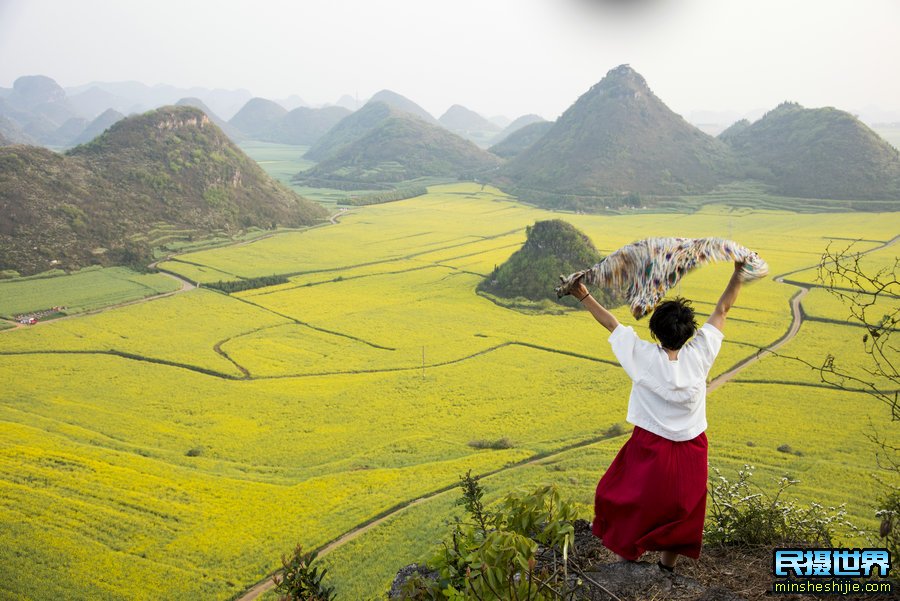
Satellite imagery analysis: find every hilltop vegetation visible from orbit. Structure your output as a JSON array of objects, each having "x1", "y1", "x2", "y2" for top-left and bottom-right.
[
  {"x1": 478, "y1": 219, "x2": 611, "y2": 309},
  {"x1": 0, "y1": 106, "x2": 326, "y2": 275},
  {"x1": 719, "y1": 101, "x2": 900, "y2": 199}
]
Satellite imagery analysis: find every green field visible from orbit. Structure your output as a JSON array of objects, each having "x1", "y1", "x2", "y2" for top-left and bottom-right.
[
  {"x1": 0, "y1": 266, "x2": 182, "y2": 318},
  {"x1": 1, "y1": 183, "x2": 898, "y2": 600}
]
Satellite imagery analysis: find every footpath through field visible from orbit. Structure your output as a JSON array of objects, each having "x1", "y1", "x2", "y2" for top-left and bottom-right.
[{"x1": 232, "y1": 233, "x2": 899, "y2": 601}]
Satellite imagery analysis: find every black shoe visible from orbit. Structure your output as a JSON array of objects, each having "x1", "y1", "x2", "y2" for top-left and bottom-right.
[{"x1": 658, "y1": 560, "x2": 675, "y2": 574}]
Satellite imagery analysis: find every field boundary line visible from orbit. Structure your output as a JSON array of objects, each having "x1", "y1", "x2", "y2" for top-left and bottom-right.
[{"x1": 0, "y1": 349, "x2": 243, "y2": 380}]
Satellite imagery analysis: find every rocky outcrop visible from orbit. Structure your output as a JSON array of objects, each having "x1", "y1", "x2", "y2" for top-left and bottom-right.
[{"x1": 389, "y1": 520, "x2": 748, "y2": 601}]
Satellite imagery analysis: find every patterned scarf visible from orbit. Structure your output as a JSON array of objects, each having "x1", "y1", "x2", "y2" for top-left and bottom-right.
[{"x1": 556, "y1": 237, "x2": 768, "y2": 318}]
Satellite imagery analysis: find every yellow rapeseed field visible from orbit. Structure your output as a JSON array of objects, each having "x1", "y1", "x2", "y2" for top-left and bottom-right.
[{"x1": 1, "y1": 183, "x2": 897, "y2": 599}]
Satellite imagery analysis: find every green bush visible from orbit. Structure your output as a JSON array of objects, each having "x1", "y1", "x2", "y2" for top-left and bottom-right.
[
  {"x1": 419, "y1": 472, "x2": 577, "y2": 600},
  {"x1": 272, "y1": 545, "x2": 335, "y2": 601},
  {"x1": 467, "y1": 437, "x2": 514, "y2": 450},
  {"x1": 706, "y1": 465, "x2": 857, "y2": 547}
]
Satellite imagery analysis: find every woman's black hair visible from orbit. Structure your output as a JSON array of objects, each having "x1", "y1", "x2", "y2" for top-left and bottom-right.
[{"x1": 649, "y1": 297, "x2": 698, "y2": 350}]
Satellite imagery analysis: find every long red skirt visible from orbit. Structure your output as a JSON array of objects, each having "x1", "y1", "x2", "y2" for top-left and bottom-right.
[{"x1": 592, "y1": 426, "x2": 708, "y2": 560}]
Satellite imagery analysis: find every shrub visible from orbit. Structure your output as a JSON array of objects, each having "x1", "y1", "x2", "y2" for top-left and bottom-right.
[
  {"x1": 467, "y1": 437, "x2": 514, "y2": 450},
  {"x1": 706, "y1": 465, "x2": 857, "y2": 547},
  {"x1": 604, "y1": 423, "x2": 625, "y2": 437},
  {"x1": 424, "y1": 472, "x2": 578, "y2": 600},
  {"x1": 272, "y1": 544, "x2": 335, "y2": 601},
  {"x1": 185, "y1": 446, "x2": 204, "y2": 457}
]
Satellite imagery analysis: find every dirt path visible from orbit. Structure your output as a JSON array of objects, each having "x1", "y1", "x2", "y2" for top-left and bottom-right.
[{"x1": 707, "y1": 278, "x2": 808, "y2": 393}]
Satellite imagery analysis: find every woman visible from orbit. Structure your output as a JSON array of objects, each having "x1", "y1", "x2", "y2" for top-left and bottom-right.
[{"x1": 568, "y1": 260, "x2": 744, "y2": 572}]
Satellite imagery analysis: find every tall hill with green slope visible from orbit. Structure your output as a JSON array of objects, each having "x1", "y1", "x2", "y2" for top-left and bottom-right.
[
  {"x1": 497, "y1": 65, "x2": 736, "y2": 207},
  {"x1": 369, "y1": 89, "x2": 439, "y2": 124},
  {"x1": 297, "y1": 108, "x2": 502, "y2": 185},
  {"x1": 719, "y1": 102, "x2": 900, "y2": 200},
  {"x1": 489, "y1": 121, "x2": 554, "y2": 159},
  {"x1": 304, "y1": 101, "x2": 394, "y2": 161},
  {"x1": 0, "y1": 106, "x2": 326, "y2": 275},
  {"x1": 227, "y1": 97, "x2": 287, "y2": 139},
  {"x1": 478, "y1": 219, "x2": 612, "y2": 308}
]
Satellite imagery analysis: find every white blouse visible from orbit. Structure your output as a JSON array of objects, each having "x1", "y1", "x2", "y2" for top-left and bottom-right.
[{"x1": 608, "y1": 322, "x2": 724, "y2": 441}]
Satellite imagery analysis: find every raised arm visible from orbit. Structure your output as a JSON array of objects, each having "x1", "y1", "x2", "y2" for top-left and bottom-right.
[
  {"x1": 571, "y1": 280, "x2": 620, "y2": 333},
  {"x1": 708, "y1": 262, "x2": 744, "y2": 332}
]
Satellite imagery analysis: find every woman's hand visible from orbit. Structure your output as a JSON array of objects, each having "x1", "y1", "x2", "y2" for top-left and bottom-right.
[{"x1": 571, "y1": 280, "x2": 589, "y2": 301}]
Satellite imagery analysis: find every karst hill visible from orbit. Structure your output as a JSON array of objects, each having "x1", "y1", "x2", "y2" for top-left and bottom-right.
[
  {"x1": 0, "y1": 106, "x2": 326, "y2": 275},
  {"x1": 719, "y1": 101, "x2": 900, "y2": 199},
  {"x1": 496, "y1": 65, "x2": 737, "y2": 206}
]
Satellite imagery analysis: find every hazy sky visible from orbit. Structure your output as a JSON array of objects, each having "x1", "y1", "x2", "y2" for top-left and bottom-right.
[{"x1": 1, "y1": 0, "x2": 898, "y2": 120}]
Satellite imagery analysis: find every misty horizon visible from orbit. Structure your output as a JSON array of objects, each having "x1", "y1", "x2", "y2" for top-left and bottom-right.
[{"x1": 1, "y1": 0, "x2": 899, "y2": 125}]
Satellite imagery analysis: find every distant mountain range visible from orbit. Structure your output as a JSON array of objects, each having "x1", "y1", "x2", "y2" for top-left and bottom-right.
[
  {"x1": 0, "y1": 106, "x2": 326, "y2": 276},
  {"x1": 226, "y1": 99, "x2": 351, "y2": 146},
  {"x1": 2, "y1": 70, "x2": 898, "y2": 215},
  {"x1": 0, "y1": 76, "x2": 361, "y2": 148},
  {"x1": 296, "y1": 101, "x2": 501, "y2": 185},
  {"x1": 489, "y1": 65, "x2": 900, "y2": 207}
]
